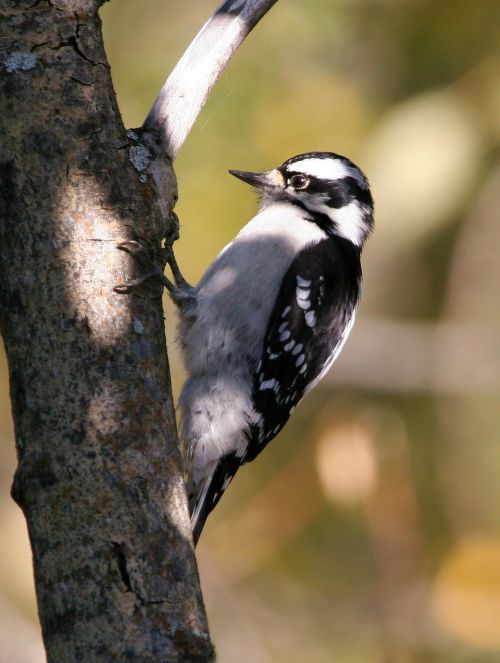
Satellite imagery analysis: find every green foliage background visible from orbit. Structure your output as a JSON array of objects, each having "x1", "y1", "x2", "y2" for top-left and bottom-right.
[{"x1": 1, "y1": 1, "x2": 500, "y2": 660}]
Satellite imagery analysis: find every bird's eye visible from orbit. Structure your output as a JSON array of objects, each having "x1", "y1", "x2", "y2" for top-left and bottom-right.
[{"x1": 289, "y1": 174, "x2": 309, "y2": 190}]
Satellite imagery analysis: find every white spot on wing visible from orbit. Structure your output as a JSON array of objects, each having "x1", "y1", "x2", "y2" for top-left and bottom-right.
[
  {"x1": 296, "y1": 276, "x2": 311, "y2": 287},
  {"x1": 260, "y1": 379, "x2": 277, "y2": 391},
  {"x1": 281, "y1": 306, "x2": 291, "y2": 318},
  {"x1": 297, "y1": 299, "x2": 310, "y2": 310},
  {"x1": 296, "y1": 353, "x2": 305, "y2": 367},
  {"x1": 305, "y1": 311, "x2": 316, "y2": 328},
  {"x1": 280, "y1": 330, "x2": 291, "y2": 341},
  {"x1": 292, "y1": 343, "x2": 303, "y2": 355},
  {"x1": 296, "y1": 286, "x2": 310, "y2": 300}
]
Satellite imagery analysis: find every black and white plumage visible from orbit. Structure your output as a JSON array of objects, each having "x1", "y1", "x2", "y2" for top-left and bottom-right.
[{"x1": 167, "y1": 152, "x2": 374, "y2": 545}]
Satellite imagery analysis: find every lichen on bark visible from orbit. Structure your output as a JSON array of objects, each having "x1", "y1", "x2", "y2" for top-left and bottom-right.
[{"x1": 0, "y1": 1, "x2": 214, "y2": 660}]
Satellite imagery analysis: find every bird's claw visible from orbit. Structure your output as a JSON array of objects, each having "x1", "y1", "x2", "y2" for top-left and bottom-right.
[
  {"x1": 117, "y1": 239, "x2": 146, "y2": 256},
  {"x1": 113, "y1": 270, "x2": 161, "y2": 294},
  {"x1": 114, "y1": 236, "x2": 167, "y2": 295},
  {"x1": 114, "y1": 213, "x2": 189, "y2": 296}
]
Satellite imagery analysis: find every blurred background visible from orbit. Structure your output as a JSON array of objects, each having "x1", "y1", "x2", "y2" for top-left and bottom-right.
[{"x1": 1, "y1": 1, "x2": 500, "y2": 661}]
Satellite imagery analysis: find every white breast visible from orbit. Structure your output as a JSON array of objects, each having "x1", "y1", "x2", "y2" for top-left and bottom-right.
[{"x1": 180, "y1": 202, "x2": 327, "y2": 375}]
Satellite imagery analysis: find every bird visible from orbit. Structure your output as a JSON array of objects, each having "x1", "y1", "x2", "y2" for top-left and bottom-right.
[{"x1": 118, "y1": 151, "x2": 374, "y2": 545}]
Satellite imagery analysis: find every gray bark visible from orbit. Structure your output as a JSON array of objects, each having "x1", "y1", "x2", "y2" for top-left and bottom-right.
[{"x1": 0, "y1": 1, "x2": 214, "y2": 660}]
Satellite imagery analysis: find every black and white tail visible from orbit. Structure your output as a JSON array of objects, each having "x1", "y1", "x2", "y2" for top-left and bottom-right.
[{"x1": 188, "y1": 453, "x2": 241, "y2": 546}]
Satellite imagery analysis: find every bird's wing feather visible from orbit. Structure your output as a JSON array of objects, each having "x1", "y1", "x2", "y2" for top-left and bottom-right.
[
  {"x1": 188, "y1": 237, "x2": 361, "y2": 545},
  {"x1": 246, "y1": 237, "x2": 361, "y2": 460}
]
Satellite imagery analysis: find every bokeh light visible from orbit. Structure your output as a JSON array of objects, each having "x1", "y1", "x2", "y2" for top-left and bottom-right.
[
  {"x1": 432, "y1": 536, "x2": 500, "y2": 649},
  {"x1": 315, "y1": 421, "x2": 378, "y2": 506}
]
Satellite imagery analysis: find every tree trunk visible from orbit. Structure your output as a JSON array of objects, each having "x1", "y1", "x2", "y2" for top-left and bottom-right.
[{"x1": 0, "y1": 1, "x2": 213, "y2": 660}]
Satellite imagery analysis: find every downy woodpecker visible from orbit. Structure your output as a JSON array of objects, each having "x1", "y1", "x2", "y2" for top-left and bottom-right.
[{"x1": 120, "y1": 151, "x2": 374, "y2": 545}]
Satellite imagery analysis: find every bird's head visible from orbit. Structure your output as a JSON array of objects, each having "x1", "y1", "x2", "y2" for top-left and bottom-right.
[{"x1": 230, "y1": 152, "x2": 374, "y2": 247}]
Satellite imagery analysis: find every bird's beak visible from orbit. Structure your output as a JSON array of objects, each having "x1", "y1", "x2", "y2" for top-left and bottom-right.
[{"x1": 229, "y1": 168, "x2": 284, "y2": 190}]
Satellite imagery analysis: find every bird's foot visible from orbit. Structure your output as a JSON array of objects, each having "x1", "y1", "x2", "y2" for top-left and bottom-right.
[
  {"x1": 114, "y1": 235, "x2": 171, "y2": 294},
  {"x1": 114, "y1": 213, "x2": 192, "y2": 299}
]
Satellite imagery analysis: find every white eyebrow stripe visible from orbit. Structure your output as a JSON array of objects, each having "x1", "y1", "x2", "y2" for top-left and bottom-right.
[{"x1": 287, "y1": 158, "x2": 366, "y2": 187}]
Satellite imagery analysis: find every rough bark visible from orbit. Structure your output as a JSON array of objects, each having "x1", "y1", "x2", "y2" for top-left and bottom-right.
[{"x1": 0, "y1": 1, "x2": 213, "y2": 661}]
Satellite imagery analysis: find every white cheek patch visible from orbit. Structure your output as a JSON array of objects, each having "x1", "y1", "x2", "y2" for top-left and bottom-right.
[
  {"x1": 305, "y1": 197, "x2": 367, "y2": 247},
  {"x1": 331, "y1": 201, "x2": 367, "y2": 246}
]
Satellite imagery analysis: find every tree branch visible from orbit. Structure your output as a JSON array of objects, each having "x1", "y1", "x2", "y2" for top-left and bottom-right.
[
  {"x1": 0, "y1": 2, "x2": 213, "y2": 660},
  {"x1": 142, "y1": 0, "x2": 279, "y2": 159},
  {"x1": 1, "y1": 0, "x2": 280, "y2": 658}
]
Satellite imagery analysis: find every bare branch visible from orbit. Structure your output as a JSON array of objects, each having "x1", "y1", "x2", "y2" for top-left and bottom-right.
[{"x1": 143, "y1": 0, "x2": 279, "y2": 159}]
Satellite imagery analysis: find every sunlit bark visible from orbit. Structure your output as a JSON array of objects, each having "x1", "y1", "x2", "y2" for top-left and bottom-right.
[{"x1": 0, "y1": 2, "x2": 212, "y2": 660}]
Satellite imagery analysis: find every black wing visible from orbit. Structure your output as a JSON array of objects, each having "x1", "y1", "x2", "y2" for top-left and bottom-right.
[
  {"x1": 246, "y1": 236, "x2": 361, "y2": 461},
  {"x1": 189, "y1": 236, "x2": 361, "y2": 545}
]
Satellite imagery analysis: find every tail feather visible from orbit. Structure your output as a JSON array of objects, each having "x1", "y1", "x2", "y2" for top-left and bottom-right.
[
  {"x1": 189, "y1": 463, "x2": 217, "y2": 547},
  {"x1": 189, "y1": 453, "x2": 240, "y2": 546}
]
